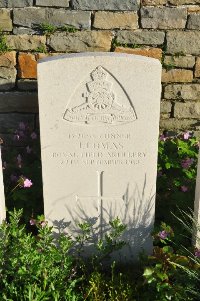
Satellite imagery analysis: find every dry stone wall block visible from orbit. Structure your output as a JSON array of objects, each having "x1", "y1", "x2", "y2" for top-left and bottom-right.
[
  {"x1": 93, "y1": 12, "x2": 138, "y2": 30},
  {"x1": 6, "y1": 35, "x2": 46, "y2": 51},
  {"x1": 49, "y1": 31, "x2": 113, "y2": 52},
  {"x1": 169, "y1": 0, "x2": 200, "y2": 4},
  {"x1": 18, "y1": 53, "x2": 37, "y2": 79},
  {"x1": 164, "y1": 55, "x2": 195, "y2": 69},
  {"x1": 174, "y1": 101, "x2": 200, "y2": 118},
  {"x1": 0, "y1": 9, "x2": 12, "y2": 31},
  {"x1": 141, "y1": 7, "x2": 187, "y2": 29},
  {"x1": 0, "y1": 51, "x2": 16, "y2": 68},
  {"x1": 13, "y1": 7, "x2": 91, "y2": 29},
  {"x1": 187, "y1": 14, "x2": 200, "y2": 30},
  {"x1": 36, "y1": 0, "x2": 70, "y2": 7},
  {"x1": 195, "y1": 57, "x2": 200, "y2": 77},
  {"x1": 72, "y1": 0, "x2": 139, "y2": 11},
  {"x1": 141, "y1": 0, "x2": 167, "y2": 5},
  {"x1": 0, "y1": 92, "x2": 38, "y2": 112},
  {"x1": 115, "y1": 47, "x2": 162, "y2": 60},
  {"x1": 0, "y1": 67, "x2": 16, "y2": 90},
  {"x1": 0, "y1": 0, "x2": 33, "y2": 7},
  {"x1": 167, "y1": 31, "x2": 200, "y2": 55},
  {"x1": 117, "y1": 30, "x2": 165, "y2": 46},
  {"x1": 164, "y1": 84, "x2": 200, "y2": 100},
  {"x1": 162, "y1": 69, "x2": 193, "y2": 83}
]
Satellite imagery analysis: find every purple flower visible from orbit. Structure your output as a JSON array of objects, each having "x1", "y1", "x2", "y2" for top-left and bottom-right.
[
  {"x1": 23, "y1": 178, "x2": 33, "y2": 188},
  {"x1": 194, "y1": 249, "x2": 200, "y2": 258},
  {"x1": 19, "y1": 122, "x2": 26, "y2": 130},
  {"x1": 181, "y1": 185, "x2": 188, "y2": 192},
  {"x1": 40, "y1": 221, "x2": 47, "y2": 228},
  {"x1": 31, "y1": 132, "x2": 37, "y2": 140},
  {"x1": 181, "y1": 158, "x2": 194, "y2": 169},
  {"x1": 158, "y1": 230, "x2": 168, "y2": 240}
]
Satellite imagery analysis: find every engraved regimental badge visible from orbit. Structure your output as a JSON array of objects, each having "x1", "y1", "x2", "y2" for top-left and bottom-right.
[{"x1": 63, "y1": 66, "x2": 137, "y2": 125}]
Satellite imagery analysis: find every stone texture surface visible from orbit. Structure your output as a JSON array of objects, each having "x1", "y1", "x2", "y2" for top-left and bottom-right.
[
  {"x1": 164, "y1": 84, "x2": 200, "y2": 100},
  {"x1": 142, "y1": 0, "x2": 167, "y2": 4},
  {"x1": 18, "y1": 53, "x2": 37, "y2": 79},
  {"x1": 13, "y1": 27, "x2": 39, "y2": 35},
  {"x1": 17, "y1": 79, "x2": 37, "y2": 91},
  {"x1": 6, "y1": 35, "x2": 46, "y2": 51},
  {"x1": 188, "y1": 6, "x2": 200, "y2": 13},
  {"x1": 141, "y1": 7, "x2": 187, "y2": 29},
  {"x1": 169, "y1": 0, "x2": 200, "y2": 4},
  {"x1": 160, "y1": 100, "x2": 172, "y2": 114},
  {"x1": 72, "y1": 0, "x2": 139, "y2": 11},
  {"x1": 117, "y1": 30, "x2": 165, "y2": 45},
  {"x1": 0, "y1": 0, "x2": 33, "y2": 7},
  {"x1": 164, "y1": 55, "x2": 195, "y2": 69},
  {"x1": 13, "y1": 8, "x2": 91, "y2": 29},
  {"x1": 0, "y1": 9, "x2": 12, "y2": 31},
  {"x1": 38, "y1": 53, "x2": 162, "y2": 260},
  {"x1": 162, "y1": 69, "x2": 193, "y2": 83},
  {"x1": 93, "y1": 12, "x2": 138, "y2": 30},
  {"x1": 174, "y1": 101, "x2": 200, "y2": 118},
  {"x1": 36, "y1": 0, "x2": 69, "y2": 7},
  {"x1": 187, "y1": 14, "x2": 200, "y2": 30},
  {"x1": 195, "y1": 57, "x2": 200, "y2": 78},
  {"x1": 167, "y1": 31, "x2": 200, "y2": 55},
  {"x1": 160, "y1": 118, "x2": 198, "y2": 131},
  {"x1": 115, "y1": 47, "x2": 162, "y2": 60},
  {"x1": 0, "y1": 92, "x2": 38, "y2": 112},
  {"x1": 0, "y1": 113, "x2": 35, "y2": 131},
  {"x1": 0, "y1": 67, "x2": 16, "y2": 90},
  {"x1": 0, "y1": 51, "x2": 16, "y2": 68},
  {"x1": 49, "y1": 31, "x2": 112, "y2": 52}
]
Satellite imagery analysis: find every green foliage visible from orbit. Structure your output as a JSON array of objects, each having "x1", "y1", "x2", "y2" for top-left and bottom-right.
[
  {"x1": 156, "y1": 132, "x2": 199, "y2": 244},
  {"x1": 0, "y1": 30, "x2": 11, "y2": 54},
  {"x1": 39, "y1": 23, "x2": 78, "y2": 35},
  {"x1": 2, "y1": 122, "x2": 43, "y2": 223},
  {"x1": 35, "y1": 44, "x2": 47, "y2": 53}
]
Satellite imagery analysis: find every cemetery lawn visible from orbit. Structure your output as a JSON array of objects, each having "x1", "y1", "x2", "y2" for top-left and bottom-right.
[{"x1": 1, "y1": 130, "x2": 200, "y2": 300}]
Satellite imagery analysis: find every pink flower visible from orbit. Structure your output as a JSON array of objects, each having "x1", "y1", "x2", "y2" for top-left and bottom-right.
[
  {"x1": 160, "y1": 134, "x2": 166, "y2": 141},
  {"x1": 30, "y1": 218, "x2": 36, "y2": 226},
  {"x1": 183, "y1": 132, "x2": 191, "y2": 140},
  {"x1": 23, "y1": 178, "x2": 33, "y2": 188},
  {"x1": 158, "y1": 230, "x2": 168, "y2": 240},
  {"x1": 2, "y1": 161, "x2": 7, "y2": 170},
  {"x1": 181, "y1": 158, "x2": 194, "y2": 169},
  {"x1": 181, "y1": 185, "x2": 188, "y2": 192},
  {"x1": 26, "y1": 146, "x2": 32, "y2": 154},
  {"x1": 40, "y1": 221, "x2": 47, "y2": 228},
  {"x1": 19, "y1": 122, "x2": 26, "y2": 130},
  {"x1": 31, "y1": 132, "x2": 37, "y2": 140}
]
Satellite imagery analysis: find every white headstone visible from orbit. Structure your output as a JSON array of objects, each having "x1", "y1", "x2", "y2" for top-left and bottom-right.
[
  {"x1": 0, "y1": 146, "x2": 6, "y2": 223},
  {"x1": 38, "y1": 53, "x2": 162, "y2": 260},
  {"x1": 194, "y1": 151, "x2": 200, "y2": 248}
]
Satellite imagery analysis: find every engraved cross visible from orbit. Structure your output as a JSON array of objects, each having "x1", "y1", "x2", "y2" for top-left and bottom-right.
[{"x1": 75, "y1": 171, "x2": 123, "y2": 238}]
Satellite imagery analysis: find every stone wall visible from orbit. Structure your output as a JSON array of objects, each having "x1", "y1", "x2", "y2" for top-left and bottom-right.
[{"x1": 0, "y1": 0, "x2": 200, "y2": 142}]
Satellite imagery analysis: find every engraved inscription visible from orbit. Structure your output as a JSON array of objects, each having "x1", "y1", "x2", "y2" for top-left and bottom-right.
[
  {"x1": 51, "y1": 132, "x2": 146, "y2": 166},
  {"x1": 63, "y1": 66, "x2": 137, "y2": 126}
]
